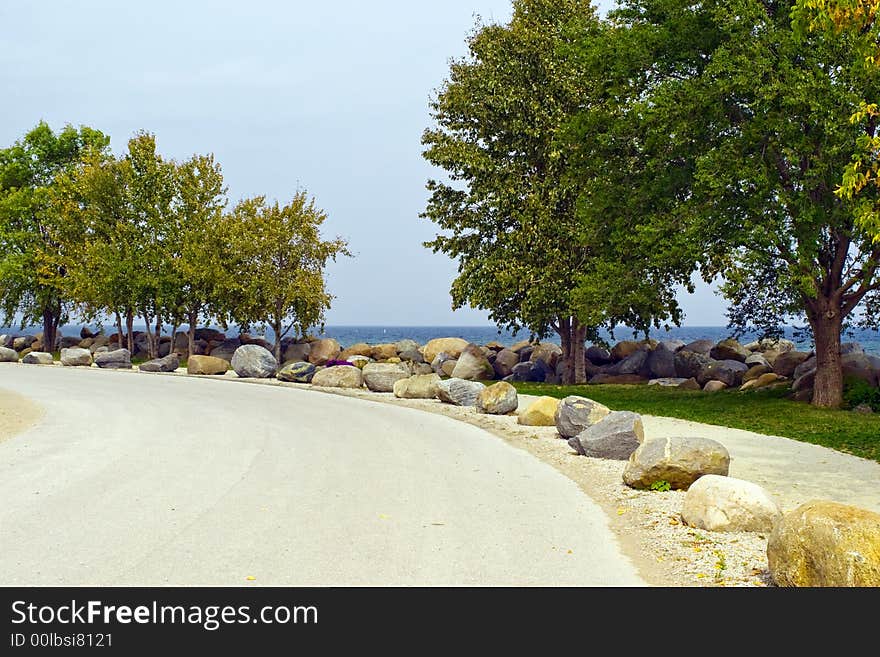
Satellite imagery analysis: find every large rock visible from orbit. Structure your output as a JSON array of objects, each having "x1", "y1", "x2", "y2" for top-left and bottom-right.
[
  {"x1": 0, "y1": 346, "x2": 19, "y2": 362},
  {"x1": 362, "y1": 362, "x2": 410, "y2": 392},
  {"x1": 623, "y1": 436, "x2": 730, "y2": 490},
  {"x1": 742, "y1": 364, "x2": 771, "y2": 382},
  {"x1": 276, "y1": 361, "x2": 317, "y2": 383},
  {"x1": 311, "y1": 365, "x2": 363, "y2": 388},
  {"x1": 231, "y1": 345, "x2": 278, "y2": 378},
  {"x1": 610, "y1": 340, "x2": 641, "y2": 361},
  {"x1": 422, "y1": 338, "x2": 469, "y2": 364},
  {"x1": 370, "y1": 343, "x2": 399, "y2": 361},
  {"x1": 657, "y1": 339, "x2": 686, "y2": 353},
  {"x1": 585, "y1": 346, "x2": 612, "y2": 364},
  {"x1": 282, "y1": 342, "x2": 311, "y2": 364},
  {"x1": 308, "y1": 338, "x2": 341, "y2": 365},
  {"x1": 437, "y1": 378, "x2": 486, "y2": 406},
  {"x1": 697, "y1": 359, "x2": 748, "y2": 387},
  {"x1": 702, "y1": 380, "x2": 728, "y2": 393},
  {"x1": 22, "y1": 351, "x2": 54, "y2": 365},
  {"x1": 396, "y1": 339, "x2": 421, "y2": 354},
  {"x1": 842, "y1": 352, "x2": 880, "y2": 387},
  {"x1": 517, "y1": 396, "x2": 560, "y2": 426},
  {"x1": 530, "y1": 343, "x2": 563, "y2": 368},
  {"x1": 60, "y1": 336, "x2": 81, "y2": 348},
  {"x1": 710, "y1": 338, "x2": 750, "y2": 362},
  {"x1": 792, "y1": 369, "x2": 816, "y2": 393},
  {"x1": 674, "y1": 350, "x2": 712, "y2": 379},
  {"x1": 194, "y1": 328, "x2": 225, "y2": 342},
  {"x1": 682, "y1": 475, "x2": 782, "y2": 532},
  {"x1": 451, "y1": 343, "x2": 494, "y2": 381},
  {"x1": 208, "y1": 339, "x2": 241, "y2": 362},
  {"x1": 430, "y1": 352, "x2": 455, "y2": 375},
  {"x1": 678, "y1": 377, "x2": 701, "y2": 390},
  {"x1": 767, "y1": 500, "x2": 880, "y2": 587},
  {"x1": 186, "y1": 354, "x2": 227, "y2": 375},
  {"x1": 393, "y1": 373, "x2": 441, "y2": 399},
  {"x1": 745, "y1": 353, "x2": 771, "y2": 368},
  {"x1": 476, "y1": 381, "x2": 518, "y2": 415},
  {"x1": 510, "y1": 361, "x2": 540, "y2": 382},
  {"x1": 94, "y1": 349, "x2": 132, "y2": 369},
  {"x1": 12, "y1": 336, "x2": 34, "y2": 352},
  {"x1": 398, "y1": 348, "x2": 424, "y2": 363},
  {"x1": 681, "y1": 339, "x2": 714, "y2": 355},
  {"x1": 608, "y1": 349, "x2": 649, "y2": 376},
  {"x1": 492, "y1": 348, "x2": 520, "y2": 378},
  {"x1": 793, "y1": 356, "x2": 816, "y2": 380},
  {"x1": 60, "y1": 347, "x2": 92, "y2": 367},
  {"x1": 647, "y1": 348, "x2": 677, "y2": 379},
  {"x1": 340, "y1": 342, "x2": 373, "y2": 359},
  {"x1": 772, "y1": 351, "x2": 811, "y2": 377},
  {"x1": 568, "y1": 411, "x2": 644, "y2": 460},
  {"x1": 740, "y1": 372, "x2": 785, "y2": 391},
  {"x1": 139, "y1": 353, "x2": 180, "y2": 372},
  {"x1": 440, "y1": 359, "x2": 458, "y2": 377},
  {"x1": 554, "y1": 396, "x2": 611, "y2": 438}
]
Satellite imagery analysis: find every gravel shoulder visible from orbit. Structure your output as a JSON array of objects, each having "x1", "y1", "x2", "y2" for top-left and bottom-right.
[{"x1": 0, "y1": 386, "x2": 42, "y2": 443}]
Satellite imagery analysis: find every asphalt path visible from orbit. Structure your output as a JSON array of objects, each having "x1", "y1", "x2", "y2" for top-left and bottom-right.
[{"x1": 0, "y1": 364, "x2": 645, "y2": 586}]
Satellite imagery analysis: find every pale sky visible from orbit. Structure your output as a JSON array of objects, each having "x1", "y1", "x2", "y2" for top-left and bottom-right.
[{"x1": 0, "y1": 0, "x2": 725, "y2": 326}]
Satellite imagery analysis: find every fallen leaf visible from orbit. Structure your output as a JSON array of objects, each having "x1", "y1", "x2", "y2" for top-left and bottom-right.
[
  {"x1": 617, "y1": 508, "x2": 627, "y2": 515},
  {"x1": 246, "y1": 576, "x2": 256, "y2": 581}
]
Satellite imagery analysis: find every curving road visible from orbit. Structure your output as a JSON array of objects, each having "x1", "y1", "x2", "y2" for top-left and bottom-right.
[{"x1": 0, "y1": 364, "x2": 644, "y2": 586}]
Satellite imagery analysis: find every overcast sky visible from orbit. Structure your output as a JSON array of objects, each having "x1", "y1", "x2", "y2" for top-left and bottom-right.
[{"x1": 1, "y1": 0, "x2": 726, "y2": 327}]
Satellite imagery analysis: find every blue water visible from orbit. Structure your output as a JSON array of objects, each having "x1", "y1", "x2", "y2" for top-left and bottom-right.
[{"x1": 4, "y1": 323, "x2": 880, "y2": 355}]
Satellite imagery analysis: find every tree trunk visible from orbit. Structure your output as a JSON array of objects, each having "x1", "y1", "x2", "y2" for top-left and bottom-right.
[
  {"x1": 273, "y1": 318, "x2": 283, "y2": 363},
  {"x1": 572, "y1": 319, "x2": 587, "y2": 384},
  {"x1": 152, "y1": 311, "x2": 162, "y2": 360},
  {"x1": 187, "y1": 309, "x2": 198, "y2": 358},
  {"x1": 809, "y1": 301, "x2": 843, "y2": 409},
  {"x1": 170, "y1": 323, "x2": 179, "y2": 358},
  {"x1": 125, "y1": 309, "x2": 134, "y2": 354},
  {"x1": 42, "y1": 307, "x2": 57, "y2": 355},
  {"x1": 557, "y1": 317, "x2": 573, "y2": 385},
  {"x1": 115, "y1": 311, "x2": 123, "y2": 352},
  {"x1": 555, "y1": 316, "x2": 589, "y2": 385}
]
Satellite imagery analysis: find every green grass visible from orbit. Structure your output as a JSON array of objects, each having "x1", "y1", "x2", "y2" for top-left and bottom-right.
[{"x1": 511, "y1": 382, "x2": 880, "y2": 463}]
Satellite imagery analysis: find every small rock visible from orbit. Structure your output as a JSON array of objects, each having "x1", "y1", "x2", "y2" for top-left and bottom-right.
[
  {"x1": 569, "y1": 411, "x2": 644, "y2": 460},
  {"x1": 623, "y1": 436, "x2": 730, "y2": 490},
  {"x1": 767, "y1": 500, "x2": 880, "y2": 587},
  {"x1": 187, "y1": 354, "x2": 228, "y2": 375},
  {"x1": 682, "y1": 475, "x2": 782, "y2": 532},
  {"x1": 231, "y1": 345, "x2": 278, "y2": 378},
  {"x1": 476, "y1": 381, "x2": 518, "y2": 415},
  {"x1": 60, "y1": 347, "x2": 92, "y2": 367},
  {"x1": 22, "y1": 351, "x2": 54, "y2": 365},
  {"x1": 517, "y1": 396, "x2": 560, "y2": 426},
  {"x1": 648, "y1": 377, "x2": 689, "y2": 387},
  {"x1": 436, "y1": 378, "x2": 486, "y2": 406},
  {"x1": 853, "y1": 403, "x2": 874, "y2": 414},
  {"x1": 276, "y1": 361, "x2": 317, "y2": 383},
  {"x1": 94, "y1": 349, "x2": 132, "y2": 369},
  {"x1": 678, "y1": 377, "x2": 701, "y2": 390},
  {"x1": 702, "y1": 380, "x2": 728, "y2": 393},
  {"x1": 554, "y1": 396, "x2": 611, "y2": 438}
]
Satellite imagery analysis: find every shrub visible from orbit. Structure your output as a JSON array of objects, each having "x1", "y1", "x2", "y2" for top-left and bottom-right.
[{"x1": 843, "y1": 376, "x2": 880, "y2": 412}]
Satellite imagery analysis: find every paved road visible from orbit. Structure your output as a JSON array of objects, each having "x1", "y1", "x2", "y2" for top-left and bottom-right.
[{"x1": 0, "y1": 365, "x2": 644, "y2": 586}]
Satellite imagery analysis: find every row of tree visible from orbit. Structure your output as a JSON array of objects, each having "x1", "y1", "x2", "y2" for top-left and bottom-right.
[
  {"x1": 422, "y1": 0, "x2": 880, "y2": 407},
  {"x1": 0, "y1": 124, "x2": 349, "y2": 362}
]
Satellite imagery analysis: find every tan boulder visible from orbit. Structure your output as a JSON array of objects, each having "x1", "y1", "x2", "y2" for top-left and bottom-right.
[
  {"x1": 529, "y1": 342, "x2": 563, "y2": 368},
  {"x1": 740, "y1": 372, "x2": 785, "y2": 391},
  {"x1": 440, "y1": 359, "x2": 457, "y2": 377},
  {"x1": 682, "y1": 475, "x2": 782, "y2": 532},
  {"x1": 340, "y1": 343, "x2": 373, "y2": 359},
  {"x1": 768, "y1": 500, "x2": 880, "y2": 587},
  {"x1": 187, "y1": 355, "x2": 229, "y2": 375},
  {"x1": 393, "y1": 373, "x2": 441, "y2": 399},
  {"x1": 476, "y1": 381, "x2": 518, "y2": 415},
  {"x1": 611, "y1": 340, "x2": 641, "y2": 361},
  {"x1": 308, "y1": 338, "x2": 341, "y2": 365},
  {"x1": 518, "y1": 396, "x2": 561, "y2": 426},
  {"x1": 451, "y1": 343, "x2": 494, "y2": 380},
  {"x1": 311, "y1": 365, "x2": 363, "y2": 388},
  {"x1": 422, "y1": 337, "x2": 469, "y2": 364},
  {"x1": 370, "y1": 343, "x2": 399, "y2": 361}
]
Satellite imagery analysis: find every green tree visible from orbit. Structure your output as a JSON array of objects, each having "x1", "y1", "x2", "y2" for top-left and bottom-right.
[
  {"x1": 0, "y1": 122, "x2": 109, "y2": 351},
  {"x1": 421, "y1": 0, "x2": 683, "y2": 383},
  {"x1": 220, "y1": 193, "x2": 350, "y2": 362},
  {"x1": 605, "y1": 0, "x2": 880, "y2": 407}
]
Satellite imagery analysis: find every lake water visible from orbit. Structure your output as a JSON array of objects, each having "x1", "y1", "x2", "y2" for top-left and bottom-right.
[{"x1": 4, "y1": 323, "x2": 879, "y2": 355}]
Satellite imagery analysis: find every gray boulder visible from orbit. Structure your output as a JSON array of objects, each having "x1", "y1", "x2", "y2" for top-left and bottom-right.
[
  {"x1": 430, "y1": 352, "x2": 454, "y2": 375},
  {"x1": 12, "y1": 336, "x2": 34, "y2": 351},
  {"x1": 772, "y1": 351, "x2": 812, "y2": 377},
  {"x1": 568, "y1": 411, "x2": 644, "y2": 460},
  {"x1": 436, "y1": 378, "x2": 486, "y2": 406},
  {"x1": 0, "y1": 346, "x2": 18, "y2": 362},
  {"x1": 842, "y1": 352, "x2": 880, "y2": 387},
  {"x1": 22, "y1": 351, "x2": 54, "y2": 365},
  {"x1": 623, "y1": 436, "x2": 731, "y2": 490},
  {"x1": 554, "y1": 396, "x2": 611, "y2": 438},
  {"x1": 362, "y1": 362, "x2": 410, "y2": 392},
  {"x1": 492, "y1": 348, "x2": 520, "y2": 378},
  {"x1": 674, "y1": 350, "x2": 712, "y2": 379},
  {"x1": 608, "y1": 349, "x2": 649, "y2": 376},
  {"x1": 793, "y1": 356, "x2": 817, "y2": 380},
  {"x1": 60, "y1": 347, "x2": 92, "y2": 367},
  {"x1": 60, "y1": 336, "x2": 81, "y2": 348},
  {"x1": 585, "y1": 346, "x2": 612, "y2": 364},
  {"x1": 840, "y1": 342, "x2": 864, "y2": 355},
  {"x1": 697, "y1": 359, "x2": 748, "y2": 387},
  {"x1": 647, "y1": 348, "x2": 677, "y2": 378},
  {"x1": 282, "y1": 342, "x2": 311, "y2": 364},
  {"x1": 396, "y1": 339, "x2": 421, "y2": 354},
  {"x1": 398, "y1": 348, "x2": 424, "y2": 363},
  {"x1": 681, "y1": 339, "x2": 714, "y2": 355},
  {"x1": 657, "y1": 339, "x2": 686, "y2": 353},
  {"x1": 678, "y1": 377, "x2": 701, "y2": 390},
  {"x1": 710, "y1": 338, "x2": 750, "y2": 362},
  {"x1": 792, "y1": 369, "x2": 816, "y2": 393},
  {"x1": 139, "y1": 353, "x2": 180, "y2": 372},
  {"x1": 231, "y1": 344, "x2": 278, "y2": 379},
  {"x1": 209, "y1": 339, "x2": 242, "y2": 363},
  {"x1": 451, "y1": 343, "x2": 494, "y2": 381},
  {"x1": 745, "y1": 353, "x2": 771, "y2": 368},
  {"x1": 276, "y1": 361, "x2": 317, "y2": 383},
  {"x1": 94, "y1": 348, "x2": 132, "y2": 369}
]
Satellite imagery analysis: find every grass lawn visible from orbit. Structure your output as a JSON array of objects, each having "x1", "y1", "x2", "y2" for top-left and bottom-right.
[{"x1": 511, "y1": 382, "x2": 880, "y2": 463}]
